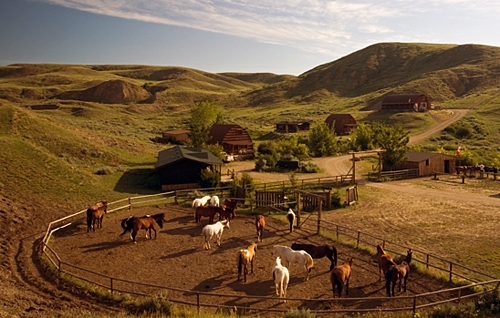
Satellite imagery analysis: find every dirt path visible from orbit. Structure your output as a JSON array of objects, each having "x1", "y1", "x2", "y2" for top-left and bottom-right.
[{"x1": 409, "y1": 109, "x2": 468, "y2": 145}]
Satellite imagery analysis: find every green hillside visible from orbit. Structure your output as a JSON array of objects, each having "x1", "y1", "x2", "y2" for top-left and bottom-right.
[{"x1": 1, "y1": 42, "x2": 500, "y2": 209}]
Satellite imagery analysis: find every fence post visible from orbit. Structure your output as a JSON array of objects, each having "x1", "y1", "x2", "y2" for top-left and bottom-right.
[
  {"x1": 426, "y1": 254, "x2": 429, "y2": 269},
  {"x1": 413, "y1": 296, "x2": 417, "y2": 314},
  {"x1": 317, "y1": 199, "x2": 322, "y2": 234},
  {"x1": 336, "y1": 225, "x2": 339, "y2": 241},
  {"x1": 110, "y1": 277, "x2": 113, "y2": 292},
  {"x1": 356, "y1": 231, "x2": 361, "y2": 248},
  {"x1": 197, "y1": 292, "x2": 200, "y2": 315},
  {"x1": 128, "y1": 197, "x2": 132, "y2": 210},
  {"x1": 449, "y1": 263, "x2": 453, "y2": 282}
]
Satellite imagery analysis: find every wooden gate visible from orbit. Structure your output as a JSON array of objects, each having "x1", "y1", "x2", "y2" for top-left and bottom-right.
[
  {"x1": 302, "y1": 191, "x2": 331, "y2": 210},
  {"x1": 255, "y1": 190, "x2": 285, "y2": 207}
]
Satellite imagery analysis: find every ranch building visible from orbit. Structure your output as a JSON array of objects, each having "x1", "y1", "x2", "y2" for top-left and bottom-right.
[
  {"x1": 390, "y1": 151, "x2": 456, "y2": 176},
  {"x1": 325, "y1": 114, "x2": 357, "y2": 136},
  {"x1": 275, "y1": 121, "x2": 311, "y2": 133},
  {"x1": 156, "y1": 145, "x2": 223, "y2": 191},
  {"x1": 155, "y1": 129, "x2": 191, "y2": 144},
  {"x1": 380, "y1": 94, "x2": 432, "y2": 112},
  {"x1": 208, "y1": 124, "x2": 255, "y2": 159}
]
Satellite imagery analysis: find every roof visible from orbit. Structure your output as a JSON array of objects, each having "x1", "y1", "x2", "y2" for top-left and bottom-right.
[
  {"x1": 209, "y1": 124, "x2": 249, "y2": 144},
  {"x1": 156, "y1": 145, "x2": 223, "y2": 169},
  {"x1": 325, "y1": 114, "x2": 355, "y2": 123},
  {"x1": 276, "y1": 121, "x2": 310, "y2": 125},
  {"x1": 382, "y1": 94, "x2": 428, "y2": 104},
  {"x1": 163, "y1": 129, "x2": 190, "y2": 135},
  {"x1": 404, "y1": 151, "x2": 455, "y2": 162}
]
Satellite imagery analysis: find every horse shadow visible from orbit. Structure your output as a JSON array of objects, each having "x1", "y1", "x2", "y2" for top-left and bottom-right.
[
  {"x1": 79, "y1": 240, "x2": 129, "y2": 253},
  {"x1": 189, "y1": 274, "x2": 228, "y2": 294}
]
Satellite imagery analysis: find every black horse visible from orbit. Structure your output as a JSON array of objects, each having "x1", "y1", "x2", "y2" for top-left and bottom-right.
[{"x1": 291, "y1": 242, "x2": 338, "y2": 270}]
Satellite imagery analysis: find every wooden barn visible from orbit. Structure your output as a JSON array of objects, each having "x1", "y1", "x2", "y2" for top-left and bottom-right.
[
  {"x1": 381, "y1": 94, "x2": 432, "y2": 112},
  {"x1": 155, "y1": 129, "x2": 191, "y2": 144},
  {"x1": 156, "y1": 146, "x2": 223, "y2": 191},
  {"x1": 391, "y1": 151, "x2": 456, "y2": 176},
  {"x1": 275, "y1": 121, "x2": 311, "y2": 133},
  {"x1": 325, "y1": 114, "x2": 357, "y2": 135},
  {"x1": 208, "y1": 124, "x2": 254, "y2": 159}
]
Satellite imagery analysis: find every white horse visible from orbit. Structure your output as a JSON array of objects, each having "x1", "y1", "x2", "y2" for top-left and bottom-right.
[
  {"x1": 286, "y1": 208, "x2": 296, "y2": 232},
  {"x1": 201, "y1": 220, "x2": 230, "y2": 250},
  {"x1": 272, "y1": 257, "x2": 289, "y2": 303},
  {"x1": 192, "y1": 195, "x2": 211, "y2": 219},
  {"x1": 210, "y1": 195, "x2": 220, "y2": 207},
  {"x1": 272, "y1": 245, "x2": 314, "y2": 280}
]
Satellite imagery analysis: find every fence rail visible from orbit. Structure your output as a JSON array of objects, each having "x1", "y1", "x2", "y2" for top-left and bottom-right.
[
  {"x1": 368, "y1": 169, "x2": 419, "y2": 181},
  {"x1": 42, "y1": 186, "x2": 499, "y2": 316}
]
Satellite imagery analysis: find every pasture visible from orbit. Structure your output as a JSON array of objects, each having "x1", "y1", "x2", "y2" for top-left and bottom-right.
[{"x1": 50, "y1": 205, "x2": 460, "y2": 314}]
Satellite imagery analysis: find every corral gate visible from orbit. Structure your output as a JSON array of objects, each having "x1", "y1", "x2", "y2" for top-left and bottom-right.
[
  {"x1": 302, "y1": 191, "x2": 331, "y2": 210},
  {"x1": 255, "y1": 190, "x2": 285, "y2": 207}
]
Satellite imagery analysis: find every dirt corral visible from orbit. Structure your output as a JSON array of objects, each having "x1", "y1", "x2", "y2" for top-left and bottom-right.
[{"x1": 50, "y1": 205, "x2": 461, "y2": 316}]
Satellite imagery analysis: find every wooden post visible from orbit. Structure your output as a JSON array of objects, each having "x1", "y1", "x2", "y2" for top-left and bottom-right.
[
  {"x1": 317, "y1": 198, "x2": 322, "y2": 234},
  {"x1": 296, "y1": 192, "x2": 301, "y2": 229},
  {"x1": 352, "y1": 152, "x2": 356, "y2": 184}
]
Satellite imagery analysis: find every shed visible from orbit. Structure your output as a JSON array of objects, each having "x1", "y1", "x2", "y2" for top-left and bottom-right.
[
  {"x1": 391, "y1": 151, "x2": 456, "y2": 176},
  {"x1": 156, "y1": 129, "x2": 191, "y2": 144},
  {"x1": 275, "y1": 121, "x2": 311, "y2": 133},
  {"x1": 381, "y1": 94, "x2": 432, "y2": 112},
  {"x1": 208, "y1": 124, "x2": 254, "y2": 159},
  {"x1": 325, "y1": 114, "x2": 357, "y2": 135},
  {"x1": 156, "y1": 145, "x2": 223, "y2": 191}
]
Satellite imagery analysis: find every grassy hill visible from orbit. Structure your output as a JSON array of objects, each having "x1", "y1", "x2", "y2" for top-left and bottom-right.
[{"x1": 1, "y1": 42, "x2": 500, "y2": 210}]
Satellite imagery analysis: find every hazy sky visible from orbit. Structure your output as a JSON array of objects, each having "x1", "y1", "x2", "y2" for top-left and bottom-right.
[{"x1": 1, "y1": 0, "x2": 500, "y2": 75}]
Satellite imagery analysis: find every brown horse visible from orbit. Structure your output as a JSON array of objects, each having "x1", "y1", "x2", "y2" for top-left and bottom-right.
[
  {"x1": 255, "y1": 215, "x2": 265, "y2": 242},
  {"x1": 218, "y1": 205, "x2": 235, "y2": 221},
  {"x1": 223, "y1": 198, "x2": 238, "y2": 216},
  {"x1": 119, "y1": 213, "x2": 166, "y2": 243},
  {"x1": 86, "y1": 201, "x2": 108, "y2": 232},
  {"x1": 291, "y1": 242, "x2": 337, "y2": 270},
  {"x1": 195, "y1": 206, "x2": 227, "y2": 224},
  {"x1": 376, "y1": 244, "x2": 396, "y2": 281},
  {"x1": 331, "y1": 258, "x2": 353, "y2": 298},
  {"x1": 386, "y1": 249, "x2": 413, "y2": 296},
  {"x1": 237, "y1": 242, "x2": 258, "y2": 282}
]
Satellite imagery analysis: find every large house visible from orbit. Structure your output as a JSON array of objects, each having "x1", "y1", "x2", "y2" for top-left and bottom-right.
[
  {"x1": 325, "y1": 114, "x2": 357, "y2": 136},
  {"x1": 208, "y1": 124, "x2": 254, "y2": 159},
  {"x1": 380, "y1": 94, "x2": 432, "y2": 112},
  {"x1": 156, "y1": 146, "x2": 223, "y2": 191}
]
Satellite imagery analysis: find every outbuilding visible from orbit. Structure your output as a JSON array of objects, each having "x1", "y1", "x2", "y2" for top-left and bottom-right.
[
  {"x1": 208, "y1": 124, "x2": 254, "y2": 159},
  {"x1": 275, "y1": 121, "x2": 311, "y2": 133},
  {"x1": 391, "y1": 151, "x2": 456, "y2": 176},
  {"x1": 325, "y1": 114, "x2": 357, "y2": 135},
  {"x1": 156, "y1": 146, "x2": 223, "y2": 191}
]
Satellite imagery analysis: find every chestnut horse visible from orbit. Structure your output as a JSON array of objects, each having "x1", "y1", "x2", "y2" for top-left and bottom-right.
[
  {"x1": 119, "y1": 213, "x2": 166, "y2": 243},
  {"x1": 331, "y1": 258, "x2": 353, "y2": 298},
  {"x1": 386, "y1": 249, "x2": 413, "y2": 296},
  {"x1": 255, "y1": 215, "x2": 265, "y2": 242},
  {"x1": 291, "y1": 242, "x2": 337, "y2": 270},
  {"x1": 86, "y1": 201, "x2": 108, "y2": 232},
  {"x1": 237, "y1": 242, "x2": 258, "y2": 282},
  {"x1": 376, "y1": 244, "x2": 395, "y2": 281},
  {"x1": 195, "y1": 206, "x2": 230, "y2": 224}
]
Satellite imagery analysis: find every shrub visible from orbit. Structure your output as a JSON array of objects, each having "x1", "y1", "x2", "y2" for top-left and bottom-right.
[
  {"x1": 95, "y1": 166, "x2": 113, "y2": 175},
  {"x1": 199, "y1": 168, "x2": 220, "y2": 188}
]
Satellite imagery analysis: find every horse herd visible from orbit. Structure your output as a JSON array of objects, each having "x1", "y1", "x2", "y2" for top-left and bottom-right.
[
  {"x1": 456, "y1": 164, "x2": 498, "y2": 176},
  {"x1": 85, "y1": 198, "x2": 414, "y2": 301}
]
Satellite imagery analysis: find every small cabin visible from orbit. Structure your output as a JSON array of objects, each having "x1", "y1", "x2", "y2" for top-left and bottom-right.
[
  {"x1": 156, "y1": 146, "x2": 223, "y2": 191},
  {"x1": 155, "y1": 129, "x2": 191, "y2": 144},
  {"x1": 381, "y1": 94, "x2": 432, "y2": 112},
  {"x1": 275, "y1": 121, "x2": 311, "y2": 133},
  {"x1": 325, "y1": 114, "x2": 357, "y2": 136},
  {"x1": 391, "y1": 151, "x2": 456, "y2": 176},
  {"x1": 208, "y1": 124, "x2": 254, "y2": 159}
]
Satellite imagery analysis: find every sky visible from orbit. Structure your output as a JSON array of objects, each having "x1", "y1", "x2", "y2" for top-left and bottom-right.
[{"x1": 1, "y1": 0, "x2": 500, "y2": 75}]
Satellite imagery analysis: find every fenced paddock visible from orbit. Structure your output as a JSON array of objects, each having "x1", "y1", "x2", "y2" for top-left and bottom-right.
[{"x1": 42, "y1": 190, "x2": 499, "y2": 316}]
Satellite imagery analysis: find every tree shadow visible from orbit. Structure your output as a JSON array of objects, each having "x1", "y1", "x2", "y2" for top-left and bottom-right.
[{"x1": 114, "y1": 168, "x2": 159, "y2": 194}]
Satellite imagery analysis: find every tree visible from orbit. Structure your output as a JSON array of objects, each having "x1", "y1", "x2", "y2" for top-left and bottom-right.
[
  {"x1": 308, "y1": 122, "x2": 339, "y2": 157},
  {"x1": 189, "y1": 101, "x2": 223, "y2": 147},
  {"x1": 373, "y1": 123, "x2": 410, "y2": 170},
  {"x1": 351, "y1": 123, "x2": 375, "y2": 151}
]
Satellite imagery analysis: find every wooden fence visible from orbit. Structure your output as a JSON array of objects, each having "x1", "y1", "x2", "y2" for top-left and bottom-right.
[
  {"x1": 42, "y1": 190, "x2": 499, "y2": 316},
  {"x1": 368, "y1": 169, "x2": 419, "y2": 181}
]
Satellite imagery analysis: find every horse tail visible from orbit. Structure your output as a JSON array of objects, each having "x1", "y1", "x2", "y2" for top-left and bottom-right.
[
  {"x1": 333, "y1": 272, "x2": 342, "y2": 297},
  {"x1": 332, "y1": 246, "x2": 338, "y2": 267},
  {"x1": 86, "y1": 208, "x2": 92, "y2": 231},
  {"x1": 306, "y1": 254, "x2": 314, "y2": 271}
]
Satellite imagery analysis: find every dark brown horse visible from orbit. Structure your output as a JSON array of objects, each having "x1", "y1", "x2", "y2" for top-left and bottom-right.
[
  {"x1": 120, "y1": 213, "x2": 166, "y2": 243},
  {"x1": 195, "y1": 206, "x2": 229, "y2": 224},
  {"x1": 331, "y1": 258, "x2": 353, "y2": 298},
  {"x1": 86, "y1": 201, "x2": 108, "y2": 232},
  {"x1": 386, "y1": 249, "x2": 413, "y2": 296},
  {"x1": 255, "y1": 215, "x2": 265, "y2": 242},
  {"x1": 291, "y1": 242, "x2": 337, "y2": 270}
]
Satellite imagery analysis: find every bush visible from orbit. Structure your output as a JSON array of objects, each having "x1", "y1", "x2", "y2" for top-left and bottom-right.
[
  {"x1": 199, "y1": 168, "x2": 220, "y2": 188},
  {"x1": 95, "y1": 166, "x2": 113, "y2": 175}
]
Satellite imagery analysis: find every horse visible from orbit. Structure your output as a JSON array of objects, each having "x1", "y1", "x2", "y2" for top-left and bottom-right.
[
  {"x1": 272, "y1": 257, "x2": 290, "y2": 303},
  {"x1": 86, "y1": 201, "x2": 108, "y2": 232},
  {"x1": 376, "y1": 244, "x2": 395, "y2": 281},
  {"x1": 201, "y1": 220, "x2": 230, "y2": 250},
  {"x1": 210, "y1": 195, "x2": 220, "y2": 207},
  {"x1": 386, "y1": 249, "x2": 413, "y2": 297},
  {"x1": 291, "y1": 242, "x2": 337, "y2": 270},
  {"x1": 255, "y1": 215, "x2": 265, "y2": 242},
  {"x1": 218, "y1": 205, "x2": 235, "y2": 220},
  {"x1": 223, "y1": 198, "x2": 238, "y2": 216},
  {"x1": 331, "y1": 258, "x2": 353, "y2": 298},
  {"x1": 119, "y1": 213, "x2": 166, "y2": 237},
  {"x1": 286, "y1": 208, "x2": 296, "y2": 233},
  {"x1": 237, "y1": 242, "x2": 258, "y2": 282},
  {"x1": 119, "y1": 213, "x2": 166, "y2": 243},
  {"x1": 195, "y1": 206, "x2": 229, "y2": 224},
  {"x1": 272, "y1": 245, "x2": 314, "y2": 281},
  {"x1": 192, "y1": 195, "x2": 211, "y2": 219}
]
